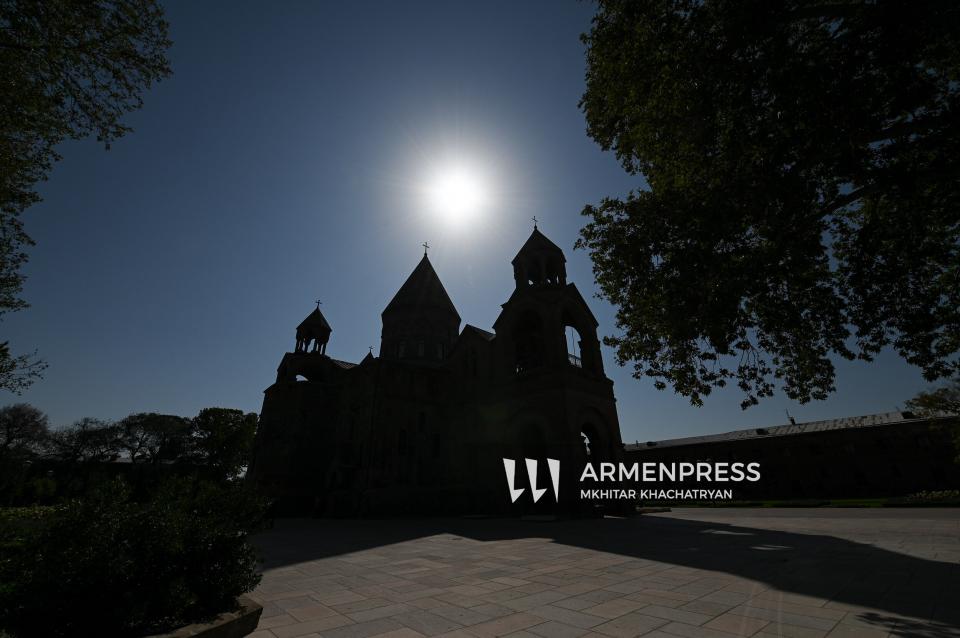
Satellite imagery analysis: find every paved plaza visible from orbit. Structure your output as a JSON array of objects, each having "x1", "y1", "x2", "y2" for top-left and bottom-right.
[{"x1": 248, "y1": 509, "x2": 960, "y2": 638}]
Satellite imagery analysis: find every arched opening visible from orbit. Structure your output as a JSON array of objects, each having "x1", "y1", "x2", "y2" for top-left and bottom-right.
[
  {"x1": 526, "y1": 258, "x2": 543, "y2": 286},
  {"x1": 564, "y1": 325, "x2": 583, "y2": 368},
  {"x1": 562, "y1": 309, "x2": 587, "y2": 369},
  {"x1": 545, "y1": 257, "x2": 564, "y2": 285},
  {"x1": 514, "y1": 310, "x2": 544, "y2": 374},
  {"x1": 581, "y1": 423, "x2": 604, "y2": 463}
]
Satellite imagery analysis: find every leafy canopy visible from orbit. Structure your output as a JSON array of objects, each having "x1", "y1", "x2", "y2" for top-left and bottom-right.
[
  {"x1": 0, "y1": 0, "x2": 171, "y2": 392},
  {"x1": 578, "y1": 0, "x2": 960, "y2": 408}
]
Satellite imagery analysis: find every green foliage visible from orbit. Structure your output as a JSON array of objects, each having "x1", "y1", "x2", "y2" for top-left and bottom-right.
[
  {"x1": 906, "y1": 378, "x2": 960, "y2": 417},
  {"x1": 0, "y1": 0, "x2": 172, "y2": 392},
  {"x1": 904, "y1": 489, "x2": 960, "y2": 504},
  {"x1": 47, "y1": 417, "x2": 121, "y2": 462},
  {"x1": 578, "y1": 0, "x2": 960, "y2": 408},
  {"x1": 0, "y1": 478, "x2": 265, "y2": 638},
  {"x1": 907, "y1": 378, "x2": 960, "y2": 463},
  {"x1": 191, "y1": 408, "x2": 259, "y2": 480},
  {"x1": 117, "y1": 412, "x2": 192, "y2": 463},
  {"x1": 0, "y1": 403, "x2": 47, "y2": 460},
  {"x1": 0, "y1": 404, "x2": 48, "y2": 506}
]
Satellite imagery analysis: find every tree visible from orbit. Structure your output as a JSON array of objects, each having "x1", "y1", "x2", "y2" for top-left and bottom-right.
[
  {"x1": 907, "y1": 378, "x2": 960, "y2": 418},
  {"x1": 907, "y1": 378, "x2": 960, "y2": 463},
  {"x1": 0, "y1": 0, "x2": 172, "y2": 392},
  {"x1": 49, "y1": 417, "x2": 120, "y2": 462},
  {"x1": 116, "y1": 412, "x2": 191, "y2": 463},
  {"x1": 0, "y1": 402, "x2": 48, "y2": 503},
  {"x1": 577, "y1": 0, "x2": 960, "y2": 408},
  {"x1": 190, "y1": 408, "x2": 258, "y2": 479},
  {"x1": 0, "y1": 402, "x2": 47, "y2": 459}
]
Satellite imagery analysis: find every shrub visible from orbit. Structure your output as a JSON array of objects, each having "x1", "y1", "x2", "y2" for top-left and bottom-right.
[{"x1": 0, "y1": 477, "x2": 265, "y2": 637}]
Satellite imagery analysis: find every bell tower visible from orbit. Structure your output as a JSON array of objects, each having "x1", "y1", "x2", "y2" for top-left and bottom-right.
[
  {"x1": 495, "y1": 226, "x2": 604, "y2": 377},
  {"x1": 511, "y1": 221, "x2": 567, "y2": 289},
  {"x1": 484, "y1": 224, "x2": 623, "y2": 515}
]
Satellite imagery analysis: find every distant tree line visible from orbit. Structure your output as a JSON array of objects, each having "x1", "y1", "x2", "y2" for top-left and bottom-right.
[{"x1": 0, "y1": 403, "x2": 258, "y2": 505}]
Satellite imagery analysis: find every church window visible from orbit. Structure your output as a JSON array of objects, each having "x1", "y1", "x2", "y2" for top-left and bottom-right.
[
  {"x1": 527, "y1": 259, "x2": 543, "y2": 285},
  {"x1": 436, "y1": 342, "x2": 444, "y2": 359},
  {"x1": 398, "y1": 341, "x2": 406, "y2": 357},
  {"x1": 565, "y1": 325, "x2": 583, "y2": 368}
]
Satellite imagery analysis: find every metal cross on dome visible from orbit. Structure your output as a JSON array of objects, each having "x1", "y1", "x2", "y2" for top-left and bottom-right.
[{"x1": 422, "y1": 241, "x2": 430, "y2": 255}]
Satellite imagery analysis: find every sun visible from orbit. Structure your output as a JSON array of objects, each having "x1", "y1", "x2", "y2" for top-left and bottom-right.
[{"x1": 425, "y1": 165, "x2": 487, "y2": 228}]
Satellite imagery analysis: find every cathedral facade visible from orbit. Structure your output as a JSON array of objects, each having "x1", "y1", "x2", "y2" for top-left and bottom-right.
[{"x1": 249, "y1": 228, "x2": 625, "y2": 515}]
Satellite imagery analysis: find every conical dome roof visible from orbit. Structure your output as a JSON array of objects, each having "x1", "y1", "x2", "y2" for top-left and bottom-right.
[
  {"x1": 298, "y1": 307, "x2": 331, "y2": 331},
  {"x1": 511, "y1": 227, "x2": 565, "y2": 265},
  {"x1": 383, "y1": 255, "x2": 460, "y2": 321}
]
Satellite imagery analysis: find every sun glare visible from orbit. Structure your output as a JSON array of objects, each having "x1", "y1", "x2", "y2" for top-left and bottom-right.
[{"x1": 425, "y1": 165, "x2": 487, "y2": 228}]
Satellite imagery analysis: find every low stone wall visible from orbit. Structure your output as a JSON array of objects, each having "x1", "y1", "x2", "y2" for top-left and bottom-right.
[{"x1": 147, "y1": 595, "x2": 262, "y2": 638}]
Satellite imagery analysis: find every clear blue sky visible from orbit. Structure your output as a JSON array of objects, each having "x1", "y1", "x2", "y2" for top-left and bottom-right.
[{"x1": 0, "y1": 0, "x2": 935, "y2": 442}]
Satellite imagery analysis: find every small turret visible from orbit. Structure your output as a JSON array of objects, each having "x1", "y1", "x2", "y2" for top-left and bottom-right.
[
  {"x1": 511, "y1": 224, "x2": 566, "y2": 289},
  {"x1": 295, "y1": 303, "x2": 331, "y2": 355}
]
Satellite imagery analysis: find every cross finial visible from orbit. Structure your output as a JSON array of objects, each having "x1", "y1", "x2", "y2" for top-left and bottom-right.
[
  {"x1": 422, "y1": 241, "x2": 430, "y2": 256},
  {"x1": 368, "y1": 346, "x2": 374, "y2": 354},
  {"x1": 315, "y1": 299, "x2": 322, "y2": 309},
  {"x1": 532, "y1": 216, "x2": 538, "y2": 229}
]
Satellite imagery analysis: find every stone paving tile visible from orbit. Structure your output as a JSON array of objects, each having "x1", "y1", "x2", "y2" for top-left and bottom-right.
[
  {"x1": 659, "y1": 620, "x2": 756, "y2": 638},
  {"x1": 270, "y1": 613, "x2": 354, "y2": 638},
  {"x1": 349, "y1": 603, "x2": 416, "y2": 623},
  {"x1": 678, "y1": 599, "x2": 737, "y2": 617},
  {"x1": 288, "y1": 602, "x2": 339, "y2": 622},
  {"x1": 429, "y1": 602, "x2": 494, "y2": 627},
  {"x1": 634, "y1": 604, "x2": 713, "y2": 626},
  {"x1": 623, "y1": 593, "x2": 689, "y2": 609},
  {"x1": 529, "y1": 604, "x2": 605, "y2": 629},
  {"x1": 464, "y1": 611, "x2": 544, "y2": 637},
  {"x1": 372, "y1": 629, "x2": 428, "y2": 638},
  {"x1": 258, "y1": 613, "x2": 299, "y2": 630},
  {"x1": 503, "y1": 590, "x2": 571, "y2": 611},
  {"x1": 703, "y1": 612, "x2": 771, "y2": 636},
  {"x1": 582, "y1": 597, "x2": 648, "y2": 619},
  {"x1": 393, "y1": 609, "x2": 464, "y2": 636},
  {"x1": 742, "y1": 597, "x2": 847, "y2": 621},
  {"x1": 823, "y1": 625, "x2": 889, "y2": 638},
  {"x1": 526, "y1": 620, "x2": 590, "y2": 638},
  {"x1": 322, "y1": 618, "x2": 406, "y2": 638},
  {"x1": 591, "y1": 611, "x2": 669, "y2": 637}
]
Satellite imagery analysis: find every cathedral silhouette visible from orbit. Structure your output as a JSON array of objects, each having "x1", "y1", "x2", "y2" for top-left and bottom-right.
[{"x1": 249, "y1": 227, "x2": 625, "y2": 515}]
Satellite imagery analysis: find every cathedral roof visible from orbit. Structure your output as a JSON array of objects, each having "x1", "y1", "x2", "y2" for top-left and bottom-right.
[
  {"x1": 298, "y1": 307, "x2": 331, "y2": 331},
  {"x1": 511, "y1": 227, "x2": 566, "y2": 265},
  {"x1": 383, "y1": 255, "x2": 460, "y2": 320},
  {"x1": 462, "y1": 324, "x2": 495, "y2": 341}
]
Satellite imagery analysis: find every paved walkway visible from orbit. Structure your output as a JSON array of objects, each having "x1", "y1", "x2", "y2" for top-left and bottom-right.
[{"x1": 248, "y1": 509, "x2": 960, "y2": 638}]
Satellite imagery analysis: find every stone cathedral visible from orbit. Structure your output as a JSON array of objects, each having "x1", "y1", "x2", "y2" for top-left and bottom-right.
[{"x1": 249, "y1": 227, "x2": 625, "y2": 515}]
